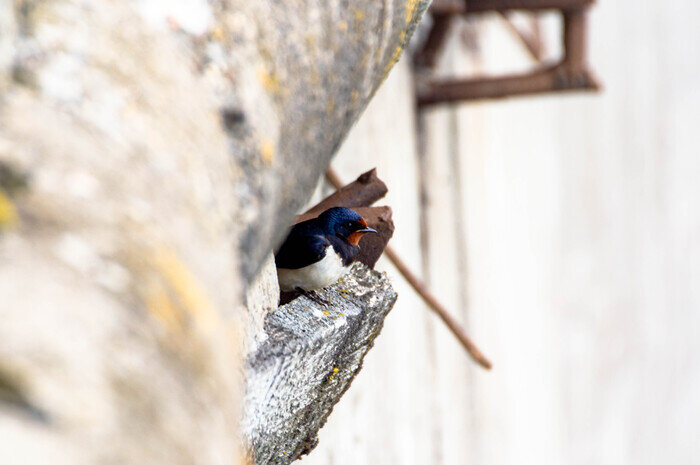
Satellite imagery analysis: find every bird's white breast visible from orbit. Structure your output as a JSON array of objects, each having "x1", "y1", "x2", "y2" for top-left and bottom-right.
[{"x1": 277, "y1": 249, "x2": 346, "y2": 292}]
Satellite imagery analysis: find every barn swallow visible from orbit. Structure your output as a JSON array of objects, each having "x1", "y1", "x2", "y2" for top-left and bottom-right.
[{"x1": 275, "y1": 207, "x2": 377, "y2": 296}]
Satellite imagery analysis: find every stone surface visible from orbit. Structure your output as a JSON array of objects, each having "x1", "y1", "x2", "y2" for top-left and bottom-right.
[
  {"x1": 209, "y1": 0, "x2": 431, "y2": 280},
  {"x1": 244, "y1": 263, "x2": 398, "y2": 465},
  {"x1": 0, "y1": 0, "x2": 428, "y2": 463}
]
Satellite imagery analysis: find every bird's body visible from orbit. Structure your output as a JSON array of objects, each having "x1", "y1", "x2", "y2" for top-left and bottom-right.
[
  {"x1": 277, "y1": 244, "x2": 345, "y2": 292},
  {"x1": 275, "y1": 207, "x2": 376, "y2": 292}
]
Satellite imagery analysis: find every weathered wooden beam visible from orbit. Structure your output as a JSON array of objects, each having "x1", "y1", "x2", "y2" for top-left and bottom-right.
[{"x1": 244, "y1": 263, "x2": 397, "y2": 465}]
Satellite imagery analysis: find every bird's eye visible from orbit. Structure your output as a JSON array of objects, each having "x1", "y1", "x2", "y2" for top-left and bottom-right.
[{"x1": 346, "y1": 222, "x2": 353, "y2": 228}]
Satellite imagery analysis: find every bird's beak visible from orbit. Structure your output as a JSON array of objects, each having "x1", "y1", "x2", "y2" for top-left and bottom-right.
[{"x1": 348, "y1": 225, "x2": 377, "y2": 245}]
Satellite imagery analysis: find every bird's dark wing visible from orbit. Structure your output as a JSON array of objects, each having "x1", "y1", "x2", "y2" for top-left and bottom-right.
[{"x1": 275, "y1": 231, "x2": 330, "y2": 269}]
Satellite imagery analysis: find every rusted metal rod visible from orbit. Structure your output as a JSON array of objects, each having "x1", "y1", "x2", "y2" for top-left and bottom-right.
[
  {"x1": 307, "y1": 168, "x2": 387, "y2": 217},
  {"x1": 382, "y1": 246, "x2": 492, "y2": 369},
  {"x1": 417, "y1": 64, "x2": 600, "y2": 105},
  {"x1": 430, "y1": 0, "x2": 594, "y2": 15},
  {"x1": 326, "y1": 167, "x2": 492, "y2": 370},
  {"x1": 413, "y1": 14, "x2": 454, "y2": 69},
  {"x1": 417, "y1": 5, "x2": 600, "y2": 105},
  {"x1": 498, "y1": 12, "x2": 543, "y2": 61},
  {"x1": 562, "y1": 6, "x2": 588, "y2": 72}
]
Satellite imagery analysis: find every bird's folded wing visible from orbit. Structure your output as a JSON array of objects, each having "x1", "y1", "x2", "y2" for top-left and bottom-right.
[{"x1": 275, "y1": 234, "x2": 331, "y2": 269}]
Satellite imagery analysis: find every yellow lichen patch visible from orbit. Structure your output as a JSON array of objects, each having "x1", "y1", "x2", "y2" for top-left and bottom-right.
[
  {"x1": 328, "y1": 366, "x2": 340, "y2": 382},
  {"x1": 145, "y1": 284, "x2": 186, "y2": 335},
  {"x1": 349, "y1": 90, "x2": 360, "y2": 111},
  {"x1": 260, "y1": 139, "x2": 275, "y2": 165},
  {"x1": 0, "y1": 189, "x2": 18, "y2": 229},
  {"x1": 322, "y1": 310, "x2": 329, "y2": 316},
  {"x1": 148, "y1": 246, "x2": 219, "y2": 333},
  {"x1": 405, "y1": 0, "x2": 420, "y2": 24},
  {"x1": 339, "y1": 313, "x2": 345, "y2": 317},
  {"x1": 210, "y1": 26, "x2": 225, "y2": 41},
  {"x1": 383, "y1": 45, "x2": 403, "y2": 76},
  {"x1": 257, "y1": 66, "x2": 281, "y2": 95},
  {"x1": 337, "y1": 20, "x2": 348, "y2": 33},
  {"x1": 353, "y1": 9, "x2": 366, "y2": 22},
  {"x1": 304, "y1": 33, "x2": 316, "y2": 50}
]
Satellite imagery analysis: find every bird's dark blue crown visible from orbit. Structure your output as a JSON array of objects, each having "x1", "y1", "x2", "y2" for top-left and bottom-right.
[{"x1": 317, "y1": 207, "x2": 364, "y2": 236}]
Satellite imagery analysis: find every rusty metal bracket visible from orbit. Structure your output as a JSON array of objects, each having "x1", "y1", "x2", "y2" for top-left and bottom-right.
[{"x1": 414, "y1": 0, "x2": 601, "y2": 105}]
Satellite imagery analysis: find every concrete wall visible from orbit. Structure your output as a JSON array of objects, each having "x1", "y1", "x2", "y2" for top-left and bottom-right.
[{"x1": 303, "y1": 1, "x2": 700, "y2": 464}]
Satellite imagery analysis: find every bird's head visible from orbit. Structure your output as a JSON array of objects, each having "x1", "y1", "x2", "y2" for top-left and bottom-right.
[{"x1": 318, "y1": 207, "x2": 377, "y2": 246}]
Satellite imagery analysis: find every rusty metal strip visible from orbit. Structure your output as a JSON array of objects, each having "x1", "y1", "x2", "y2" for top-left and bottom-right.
[{"x1": 416, "y1": 7, "x2": 601, "y2": 105}]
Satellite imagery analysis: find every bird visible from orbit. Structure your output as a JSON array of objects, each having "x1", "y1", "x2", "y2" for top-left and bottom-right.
[{"x1": 275, "y1": 207, "x2": 377, "y2": 298}]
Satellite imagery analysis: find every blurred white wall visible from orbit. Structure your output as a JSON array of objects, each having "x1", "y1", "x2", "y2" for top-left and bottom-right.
[{"x1": 303, "y1": 1, "x2": 700, "y2": 464}]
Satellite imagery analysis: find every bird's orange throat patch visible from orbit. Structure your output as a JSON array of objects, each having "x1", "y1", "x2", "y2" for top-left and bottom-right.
[{"x1": 348, "y1": 231, "x2": 367, "y2": 246}]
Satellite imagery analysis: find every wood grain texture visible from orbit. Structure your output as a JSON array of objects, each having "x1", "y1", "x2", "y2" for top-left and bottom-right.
[{"x1": 244, "y1": 263, "x2": 397, "y2": 465}]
